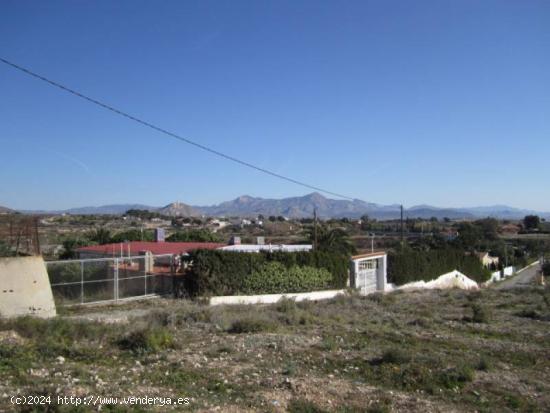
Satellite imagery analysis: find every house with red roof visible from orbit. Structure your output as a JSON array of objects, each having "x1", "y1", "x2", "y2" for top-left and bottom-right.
[{"x1": 76, "y1": 241, "x2": 224, "y2": 259}]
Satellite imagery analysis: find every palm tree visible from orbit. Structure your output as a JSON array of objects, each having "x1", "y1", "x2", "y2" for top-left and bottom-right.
[{"x1": 308, "y1": 224, "x2": 356, "y2": 256}]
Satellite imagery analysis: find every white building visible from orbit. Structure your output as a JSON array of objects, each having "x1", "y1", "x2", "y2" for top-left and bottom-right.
[
  {"x1": 218, "y1": 244, "x2": 313, "y2": 253},
  {"x1": 350, "y1": 251, "x2": 388, "y2": 294}
]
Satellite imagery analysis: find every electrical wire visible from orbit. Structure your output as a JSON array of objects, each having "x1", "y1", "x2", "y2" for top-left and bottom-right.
[{"x1": 0, "y1": 57, "x2": 357, "y2": 201}]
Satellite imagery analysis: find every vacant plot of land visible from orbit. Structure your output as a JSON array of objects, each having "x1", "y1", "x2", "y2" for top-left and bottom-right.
[{"x1": 0, "y1": 287, "x2": 549, "y2": 412}]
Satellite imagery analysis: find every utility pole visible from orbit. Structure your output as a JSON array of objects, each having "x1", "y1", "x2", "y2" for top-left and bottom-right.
[
  {"x1": 313, "y1": 208, "x2": 318, "y2": 251},
  {"x1": 504, "y1": 243, "x2": 508, "y2": 268},
  {"x1": 370, "y1": 233, "x2": 375, "y2": 253},
  {"x1": 400, "y1": 204, "x2": 404, "y2": 244}
]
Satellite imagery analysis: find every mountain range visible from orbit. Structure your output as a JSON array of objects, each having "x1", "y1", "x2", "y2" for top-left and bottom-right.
[{"x1": 8, "y1": 193, "x2": 550, "y2": 220}]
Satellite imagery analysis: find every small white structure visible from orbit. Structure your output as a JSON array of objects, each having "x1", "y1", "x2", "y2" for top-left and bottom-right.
[
  {"x1": 0, "y1": 256, "x2": 56, "y2": 318},
  {"x1": 219, "y1": 244, "x2": 312, "y2": 253},
  {"x1": 350, "y1": 251, "x2": 387, "y2": 295}
]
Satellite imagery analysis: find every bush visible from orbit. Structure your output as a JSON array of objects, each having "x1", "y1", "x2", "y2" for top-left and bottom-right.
[
  {"x1": 378, "y1": 348, "x2": 412, "y2": 365},
  {"x1": 117, "y1": 327, "x2": 175, "y2": 354},
  {"x1": 470, "y1": 303, "x2": 491, "y2": 323},
  {"x1": 287, "y1": 399, "x2": 327, "y2": 413},
  {"x1": 227, "y1": 317, "x2": 277, "y2": 334},
  {"x1": 186, "y1": 249, "x2": 348, "y2": 296},
  {"x1": 436, "y1": 365, "x2": 475, "y2": 389},
  {"x1": 477, "y1": 356, "x2": 491, "y2": 371}
]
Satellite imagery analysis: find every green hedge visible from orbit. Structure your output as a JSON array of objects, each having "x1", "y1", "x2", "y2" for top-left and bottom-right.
[
  {"x1": 186, "y1": 249, "x2": 348, "y2": 296},
  {"x1": 242, "y1": 262, "x2": 332, "y2": 294},
  {"x1": 388, "y1": 248, "x2": 491, "y2": 286}
]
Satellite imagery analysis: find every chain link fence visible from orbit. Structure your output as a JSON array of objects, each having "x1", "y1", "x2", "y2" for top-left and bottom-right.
[{"x1": 46, "y1": 254, "x2": 178, "y2": 306}]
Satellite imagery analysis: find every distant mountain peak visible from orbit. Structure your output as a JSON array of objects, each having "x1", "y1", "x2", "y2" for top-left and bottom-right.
[
  {"x1": 0, "y1": 205, "x2": 15, "y2": 214},
  {"x1": 157, "y1": 201, "x2": 198, "y2": 217},
  {"x1": 304, "y1": 192, "x2": 327, "y2": 202},
  {"x1": 235, "y1": 195, "x2": 257, "y2": 203}
]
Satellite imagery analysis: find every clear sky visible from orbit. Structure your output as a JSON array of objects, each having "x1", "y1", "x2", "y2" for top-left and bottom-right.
[{"x1": 1, "y1": 1, "x2": 549, "y2": 211}]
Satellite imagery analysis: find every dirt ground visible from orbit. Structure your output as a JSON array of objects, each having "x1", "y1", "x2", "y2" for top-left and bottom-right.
[{"x1": 1, "y1": 286, "x2": 549, "y2": 412}]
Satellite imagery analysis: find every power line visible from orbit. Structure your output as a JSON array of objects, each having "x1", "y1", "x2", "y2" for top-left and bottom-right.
[{"x1": 0, "y1": 57, "x2": 356, "y2": 201}]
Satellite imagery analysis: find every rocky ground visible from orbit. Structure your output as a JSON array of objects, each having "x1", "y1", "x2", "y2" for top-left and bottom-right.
[{"x1": 1, "y1": 287, "x2": 549, "y2": 412}]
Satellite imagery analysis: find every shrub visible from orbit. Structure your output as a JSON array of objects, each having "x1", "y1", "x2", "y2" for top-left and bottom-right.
[
  {"x1": 436, "y1": 365, "x2": 475, "y2": 389},
  {"x1": 476, "y1": 356, "x2": 491, "y2": 371},
  {"x1": 376, "y1": 348, "x2": 412, "y2": 365},
  {"x1": 117, "y1": 327, "x2": 174, "y2": 354},
  {"x1": 471, "y1": 303, "x2": 491, "y2": 323},
  {"x1": 287, "y1": 399, "x2": 327, "y2": 413},
  {"x1": 276, "y1": 297, "x2": 298, "y2": 313},
  {"x1": 227, "y1": 317, "x2": 277, "y2": 334}
]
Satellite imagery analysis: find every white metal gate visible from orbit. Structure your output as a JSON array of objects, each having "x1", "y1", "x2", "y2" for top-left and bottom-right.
[{"x1": 356, "y1": 268, "x2": 377, "y2": 294}]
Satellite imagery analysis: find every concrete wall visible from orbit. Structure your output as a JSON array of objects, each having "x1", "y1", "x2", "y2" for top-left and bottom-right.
[
  {"x1": 0, "y1": 256, "x2": 56, "y2": 318},
  {"x1": 209, "y1": 289, "x2": 345, "y2": 306}
]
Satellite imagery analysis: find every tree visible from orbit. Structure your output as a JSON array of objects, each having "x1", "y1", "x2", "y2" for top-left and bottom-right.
[
  {"x1": 166, "y1": 229, "x2": 221, "y2": 243},
  {"x1": 475, "y1": 218, "x2": 499, "y2": 241},
  {"x1": 523, "y1": 215, "x2": 540, "y2": 231},
  {"x1": 125, "y1": 209, "x2": 164, "y2": 220},
  {"x1": 308, "y1": 225, "x2": 356, "y2": 256},
  {"x1": 111, "y1": 229, "x2": 154, "y2": 243},
  {"x1": 454, "y1": 222, "x2": 482, "y2": 250},
  {"x1": 87, "y1": 227, "x2": 112, "y2": 244},
  {"x1": 360, "y1": 214, "x2": 371, "y2": 231},
  {"x1": 60, "y1": 237, "x2": 91, "y2": 259},
  {"x1": 543, "y1": 261, "x2": 550, "y2": 277}
]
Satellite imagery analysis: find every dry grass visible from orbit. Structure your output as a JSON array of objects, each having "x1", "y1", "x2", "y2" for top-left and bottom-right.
[{"x1": 1, "y1": 286, "x2": 549, "y2": 412}]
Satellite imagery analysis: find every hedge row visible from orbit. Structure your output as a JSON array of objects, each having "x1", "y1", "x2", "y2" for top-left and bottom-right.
[
  {"x1": 243, "y1": 262, "x2": 332, "y2": 294},
  {"x1": 387, "y1": 248, "x2": 491, "y2": 286},
  {"x1": 185, "y1": 249, "x2": 348, "y2": 296}
]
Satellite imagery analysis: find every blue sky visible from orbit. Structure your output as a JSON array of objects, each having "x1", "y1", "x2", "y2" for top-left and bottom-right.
[{"x1": 1, "y1": 1, "x2": 549, "y2": 211}]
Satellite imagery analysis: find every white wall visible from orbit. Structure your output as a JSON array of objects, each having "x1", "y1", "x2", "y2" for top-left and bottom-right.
[{"x1": 209, "y1": 289, "x2": 345, "y2": 306}]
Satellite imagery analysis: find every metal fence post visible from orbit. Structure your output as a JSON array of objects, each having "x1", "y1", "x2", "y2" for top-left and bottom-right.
[
  {"x1": 80, "y1": 261, "x2": 84, "y2": 304},
  {"x1": 144, "y1": 255, "x2": 147, "y2": 296},
  {"x1": 114, "y1": 258, "x2": 119, "y2": 302}
]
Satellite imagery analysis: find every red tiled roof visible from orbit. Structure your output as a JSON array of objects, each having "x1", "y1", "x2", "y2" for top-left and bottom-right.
[{"x1": 76, "y1": 241, "x2": 224, "y2": 256}]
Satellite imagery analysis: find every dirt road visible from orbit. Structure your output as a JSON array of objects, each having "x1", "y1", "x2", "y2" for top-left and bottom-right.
[{"x1": 494, "y1": 261, "x2": 541, "y2": 289}]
